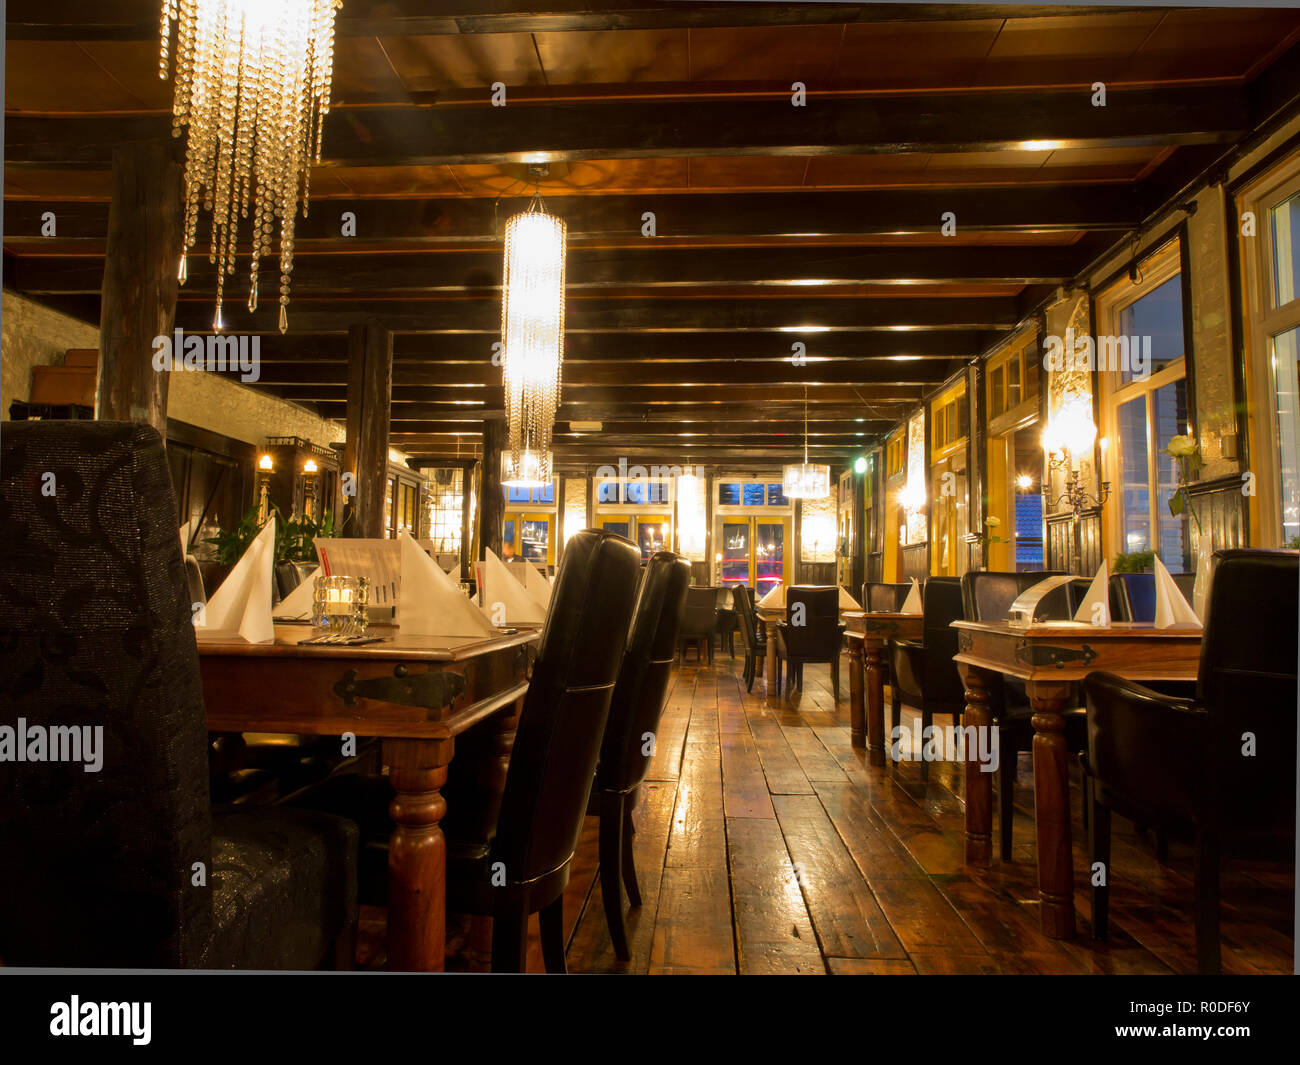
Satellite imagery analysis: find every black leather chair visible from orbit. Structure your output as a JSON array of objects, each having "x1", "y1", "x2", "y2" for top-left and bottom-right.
[
  {"x1": 733, "y1": 584, "x2": 766, "y2": 692},
  {"x1": 596, "y1": 551, "x2": 692, "y2": 960},
  {"x1": 677, "y1": 585, "x2": 718, "y2": 664},
  {"x1": 0, "y1": 421, "x2": 358, "y2": 969},
  {"x1": 961, "y1": 569, "x2": 1088, "y2": 859},
  {"x1": 863, "y1": 581, "x2": 912, "y2": 612},
  {"x1": 775, "y1": 586, "x2": 846, "y2": 700},
  {"x1": 714, "y1": 586, "x2": 737, "y2": 657},
  {"x1": 448, "y1": 527, "x2": 642, "y2": 972},
  {"x1": 1084, "y1": 549, "x2": 1297, "y2": 974},
  {"x1": 888, "y1": 577, "x2": 964, "y2": 782},
  {"x1": 1111, "y1": 571, "x2": 1197, "y2": 623}
]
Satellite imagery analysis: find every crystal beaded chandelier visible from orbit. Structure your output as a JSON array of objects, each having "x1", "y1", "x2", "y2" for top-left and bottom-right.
[
  {"x1": 782, "y1": 384, "x2": 831, "y2": 499},
  {"x1": 160, "y1": 0, "x2": 341, "y2": 333},
  {"x1": 500, "y1": 195, "x2": 566, "y2": 487}
]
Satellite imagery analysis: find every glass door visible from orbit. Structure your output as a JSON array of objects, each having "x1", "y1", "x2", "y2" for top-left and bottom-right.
[
  {"x1": 635, "y1": 515, "x2": 670, "y2": 562},
  {"x1": 504, "y1": 511, "x2": 553, "y2": 565},
  {"x1": 718, "y1": 517, "x2": 789, "y2": 596},
  {"x1": 753, "y1": 519, "x2": 787, "y2": 597},
  {"x1": 720, "y1": 518, "x2": 751, "y2": 590}
]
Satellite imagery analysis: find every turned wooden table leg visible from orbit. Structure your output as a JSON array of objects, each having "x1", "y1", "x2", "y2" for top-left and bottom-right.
[
  {"x1": 1029, "y1": 680, "x2": 1076, "y2": 939},
  {"x1": 385, "y1": 736, "x2": 453, "y2": 971},
  {"x1": 848, "y1": 638, "x2": 866, "y2": 749},
  {"x1": 763, "y1": 617, "x2": 781, "y2": 701},
  {"x1": 957, "y1": 663, "x2": 993, "y2": 867},
  {"x1": 864, "y1": 638, "x2": 887, "y2": 767}
]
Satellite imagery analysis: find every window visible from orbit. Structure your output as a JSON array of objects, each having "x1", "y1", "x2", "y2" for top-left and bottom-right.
[
  {"x1": 504, "y1": 482, "x2": 554, "y2": 505},
  {"x1": 715, "y1": 479, "x2": 789, "y2": 507},
  {"x1": 931, "y1": 385, "x2": 967, "y2": 456},
  {"x1": 987, "y1": 332, "x2": 1040, "y2": 425},
  {"x1": 1240, "y1": 166, "x2": 1300, "y2": 546},
  {"x1": 885, "y1": 434, "x2": 905, "y2": 479},
  {"x1": 1098, "y1": 241, "x2": 1191, "y2": 570}
]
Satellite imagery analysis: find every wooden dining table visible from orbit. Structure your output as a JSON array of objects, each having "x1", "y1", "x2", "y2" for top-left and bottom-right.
[
  {"x1": 842, "y1": 610, "x2": 925, "y2": 760},
  {"x1": 952, "y1": 619, "x2": 1202, "y2": 939},
  {"x1": 196, "y1": 623, "x2": 539, "y2": 971},
  {"x1": 756, "y1": 602, "x2": 870, "y2": 707}
]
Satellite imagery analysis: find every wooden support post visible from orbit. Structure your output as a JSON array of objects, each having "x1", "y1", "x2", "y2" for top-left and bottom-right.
[
  {"x1": 97, "y1": 140, "x2": 182, "y2": 436},
  {"x1": 480, "y1": 414, "x2": 506, "y2": 561},
  {"x1": 343, "y1": 319, "x2": 393, "y2": 538},
  {"x1": 460, "y1": 461, "x2": 474, "y2": 582}
]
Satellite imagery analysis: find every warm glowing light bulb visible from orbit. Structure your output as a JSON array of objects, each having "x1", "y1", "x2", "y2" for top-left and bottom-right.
[
  {"x1": 1016, "y1": 474, "x2": 1033, "y2": 491},
  {"x1": 258, "y1": 454, "x2": 273, "y2": 471},
  {"x1": 303, "y1": 459, "x2": 318, "y2": 474}
]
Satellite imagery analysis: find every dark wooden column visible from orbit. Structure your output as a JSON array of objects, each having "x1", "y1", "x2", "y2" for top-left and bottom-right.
[
  {"x1": 97, "y1": 140, "x2": 182, "y2": 436},
  {"x1": 459, "y1": 461, "x2": 474, "y2": 581},
  {"x1": 343, "y1": 319, "x2": 393, "y2": 538},
  {"x1": 480, "y1": 414, "x2": 506, "y2": 560}
]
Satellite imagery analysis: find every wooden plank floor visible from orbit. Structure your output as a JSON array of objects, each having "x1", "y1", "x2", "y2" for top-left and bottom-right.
[{"x1": 363, "y1": 650, "x2": 1294, "y2": 974}]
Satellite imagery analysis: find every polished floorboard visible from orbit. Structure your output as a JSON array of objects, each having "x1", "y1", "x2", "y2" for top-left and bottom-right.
[{"x1": 359, "y1": 650, "x2": 1294, "y2": 974}]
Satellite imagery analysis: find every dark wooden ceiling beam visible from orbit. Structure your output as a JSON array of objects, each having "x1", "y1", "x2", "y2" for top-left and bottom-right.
[
  {"x1": 169, "y1": 294, "x2": 1019, "y2": 334},
  {"x1": 0, "y1": 189, "x2": 1136, "y2": 243},
  {"x1": 4, "y1": 2, "x2": 1164, "y2": 40},
  {"x1": 5, "y1": 244, "x2": 1086, "y2": 295},
  {"x1": 313, "y1": 401, "x2": 906, "y2": 423},
  {"x1": 5, "y1": 87, "x2": 1248, "y2": 168},
  {"x1": 259, "y1": 382, "x2": 926, "y2": 406},
  {"x1": 221, "y1": 358, "x2": 957, "y2": 388}
]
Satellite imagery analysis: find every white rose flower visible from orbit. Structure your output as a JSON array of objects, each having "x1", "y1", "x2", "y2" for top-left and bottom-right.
[{"x1": 1166, "y1": 435, "x2": 1196, "y2": 458}]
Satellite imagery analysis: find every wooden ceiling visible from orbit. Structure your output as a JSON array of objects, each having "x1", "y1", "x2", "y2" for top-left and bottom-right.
[{"x1": 6, "y1": 2, "x2": 1300, "y2": 465}]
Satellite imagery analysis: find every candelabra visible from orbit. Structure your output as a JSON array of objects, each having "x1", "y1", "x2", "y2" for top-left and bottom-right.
[{"x1": 1042, "y1": 447, "x2": 1109, "y2": 574}]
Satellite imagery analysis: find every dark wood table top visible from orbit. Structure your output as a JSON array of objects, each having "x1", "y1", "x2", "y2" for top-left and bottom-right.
[{"x1": 194, "y1": 622, "x2": 539, "y2": 660}]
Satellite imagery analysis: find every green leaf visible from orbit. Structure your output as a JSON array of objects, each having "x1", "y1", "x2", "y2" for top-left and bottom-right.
[{"x1": 1168, "y1": 493, "x2": 1184, "y2": 516}]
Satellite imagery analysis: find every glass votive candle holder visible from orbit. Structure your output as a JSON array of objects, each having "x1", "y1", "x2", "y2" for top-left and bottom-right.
[{"x1": 313, "y1": 574, "x2": 370, "y2": 636}]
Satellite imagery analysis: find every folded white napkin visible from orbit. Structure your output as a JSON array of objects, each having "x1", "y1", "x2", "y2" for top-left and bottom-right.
[
  {"x1": 275, "y1": 566, "x2": 322, "y2": 621},
  {"x1": 179, "y1": 520, "x2": 192, "y2": 556},
  {"x1": 478, "y1": 547, "x2": 547, "y2": 626},
  {"x1": 200, "y1": 516, "x2": 275, "y2": 643},
  {"x1": 757, "y1": 582, "x2": 784, "y2": 609},
  {"x1": 1072, "y1": 560, "x2": 1111, "y2": 626},
  {"x1": 398, "y1": 531, "x2": 496, "y2": 637},
  {"x1": 524, "y1": 562, "x2": 553, "y2": 611},
  {"x1": 1153, "y1": 556, "x2": 1201, "y2": 629},
  {"x1": 899, "y1": 577, "x2": 922, "y2": 615},
  {"x1": 838, "y1": 586, "x2": 862, "y2": 610}
]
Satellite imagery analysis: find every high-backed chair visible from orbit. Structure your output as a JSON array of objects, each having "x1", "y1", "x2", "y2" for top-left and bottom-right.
[
  {"x1": 961, "y1": 569, "x2": 1085, "y2": 859},
  {"x1": 714, "y1": 586, "x2": 737, "y2": 657},
  {"x1": 449, "y1": 527, "x2": 642, "y2": 972},
  {"x1": 1083, "y1": 549, "x2": 1297, "y2": 973},
  {"x1": 733, "y1": 584, "x2": 766, "y2": 692},
  {"x1": 775, "y1": 585, "x2": 845, "y2": 700},
  {"x1": 888, "y1": 577, "x2": 964, "y2": 782},
  {"x1": 676, "y1": 585, "x2": 718, "y2": 664},
  {"x1": 863, "y1": 581, "x2": 911, "y2": 612},
  {"x1": 0, "y1": 421, "x2": 358, "y2": 969},
  {"x1": 1111, "y1": 571, "x2": 1197, "y2": 624},
  {"x1": 596, "y1": 551, "x2": 692, "y2": 960}
]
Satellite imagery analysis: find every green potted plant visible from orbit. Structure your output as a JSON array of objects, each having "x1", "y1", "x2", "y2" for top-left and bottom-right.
[{"x1": 1113, "y1": 549, "x2": 1156, "y2": 573}]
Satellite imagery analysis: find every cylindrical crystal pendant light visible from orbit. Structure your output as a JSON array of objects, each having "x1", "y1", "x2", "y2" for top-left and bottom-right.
[
  {"x1": 501, "y1": 196, "x2": 566, "y2": 489},
  {"x1": 782, "y1": 384, "x2": 831, "y2": 499}
]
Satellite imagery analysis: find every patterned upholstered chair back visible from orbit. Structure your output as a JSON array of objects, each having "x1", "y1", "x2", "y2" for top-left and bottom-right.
[{"x1": 0, "y1": 421, "x2": 214, "y2": 967}]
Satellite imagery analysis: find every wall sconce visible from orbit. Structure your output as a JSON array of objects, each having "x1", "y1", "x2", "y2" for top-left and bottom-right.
[
  {"x1": 303, "y1": 458, "x2": 318, "y2": 522},
  {"x1": 256, "y1": 454, "x2": 274, "y2": 524},
  {"x1": 1015, "y1": 474, "x2": 1034, "y2": 492},
  {"x1": 1042, "y1": 405, "x2": 1110, "y2": 572}
]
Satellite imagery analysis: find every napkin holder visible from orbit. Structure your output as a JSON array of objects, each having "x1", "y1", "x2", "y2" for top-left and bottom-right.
[{"x1": 1007, "y1": 575, "x2": 1076, "y2": 629}]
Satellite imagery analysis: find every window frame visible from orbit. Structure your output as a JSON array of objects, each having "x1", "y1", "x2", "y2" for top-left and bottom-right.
[
  {"x1": 1097, "y1": 239, "x2": 1189, "y2": 565},
  {"x1": 1238, "y1": 154, "x2": 1300, "y2": 547}
]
